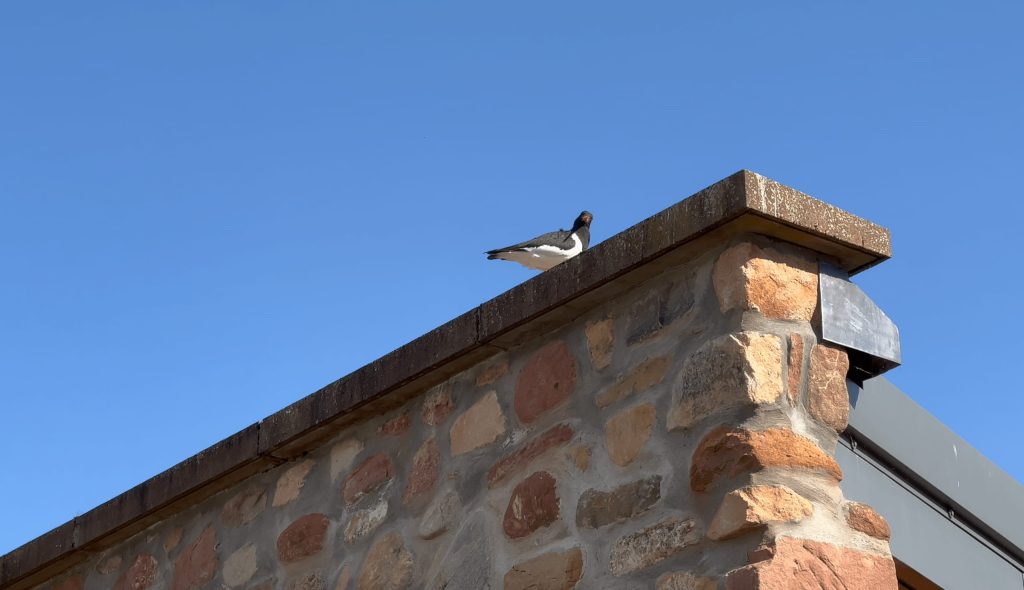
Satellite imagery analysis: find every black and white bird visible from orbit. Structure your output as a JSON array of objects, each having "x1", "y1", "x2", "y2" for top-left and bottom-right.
[{"x1": 485, "y1": 211, "x2": 593, "y2": 271}]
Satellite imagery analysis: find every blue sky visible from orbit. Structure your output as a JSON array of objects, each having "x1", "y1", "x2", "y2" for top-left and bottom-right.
[{"x1": 2, "y1": 1, "x2": 1022, "y2": 554}]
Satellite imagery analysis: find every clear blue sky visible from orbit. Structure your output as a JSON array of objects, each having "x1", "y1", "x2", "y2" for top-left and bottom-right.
[{"x1": 2, "y1": 1, "x2": 1022, "y2": 554}]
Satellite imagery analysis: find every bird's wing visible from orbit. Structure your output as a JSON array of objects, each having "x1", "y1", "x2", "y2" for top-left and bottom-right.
[{"x1": 486, "y1": 229, "x2": 573, "y2": 254}]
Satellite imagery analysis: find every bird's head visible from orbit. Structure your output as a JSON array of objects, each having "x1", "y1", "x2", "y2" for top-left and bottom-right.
[{"x1": 574, "y1": 211, "x2": 593, "y2": 230}]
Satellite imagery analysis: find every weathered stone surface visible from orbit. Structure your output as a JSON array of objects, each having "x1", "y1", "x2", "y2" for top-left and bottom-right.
[
  {"x1": 476, "y1": 359, "x2": 508, "y2": 386},
  {"x1": 53, "y1": 576, "x2": 83, "y2": 590},
  {"x1": 172, "y1": 526, "x2": 217, "y2": 590},
  {"x1": 96, "y1": 554, "x2": 122, "y2": 575},
  {"x1": 585, "y1": 319, "x2": 614, "y2": 370},
  {"x1": 223, "y1": 544, "x2": 258, "y2": 587},
  {"x1": 725, "y1": 537, "x2": 898, "y2": 589},
  {"x1": 596, "y1": 356, "x2": 671, "y2": 408},
  {"x1": 277, "y1": 513, "x2": 329, "y2": 563},
  {"x1": 503, "y1": 471, "x2": 560, "y2": 539},
  {"x1": 113, "y1": 554, "x2": 156, "y2": 590},
  {"x1": 667, "y1": 332, "x2": 783, "y2": 431},
  {"x1": 845, "y1": 502, "x2": 891, "y2": 541},
  {"x1": 487, "y1": 424, "x2": 574, "y2": 487},
  {"x1": 656, "y1": 571, "x2": 718, "y2": 590},
  {"x1": 606, "y1": 403, "x2": 656, "y2": 467},
  {"x1": 344, "y1": 499, "x2": 388, "y2": 543},
  {"x1": 691, "y1": 427, "x2": 842, "y2": 492},
  {"x1": 576, "y1": 475, "x2": 661, "y2": 529},
  {"x1": 163, "y1": 527, "x2": 183, "y2": 554},
  {"x1": 421, "y1": 385, "x2": 455, "y2": 426},
  {"x1": 418, "y1": 490, "x2": 461, "y2": 539},
  {"x1": 428, "y1": 510, "x2": 495, "y2": 589},
  {"x1": 287, "y1": 573, "x2": 326, "y2": 590},
  {"x1": 786, "y1": 333, "x2": 805, "y2": 405},
  {"x1": 404, "y1": 437, "x2": 439, "y2": 503},
  {"x1": 610, "y1": 517, "x2": 702, "y2": 575},
  {"x1": 808, "y1": 344, "x2": 851, "y2": 431},
  {"x1": 334, "y1": 565, "x2": 352, "y2": 590},
  {"x1": 450, "y1": 391, "x2": 507, "y2": 455},
  {"x1": 515, "y1": 340, "x2": 577, "y2": 423},
  {"x1": 713, "y1": 242, "x2": 818, "y2": 321},
  {"x1": 343, "y1": 453, "x2": 394, "y2": 504},
  {"x1": 357, "y1": 533, "x2": 414, "y2": 590},
  {"x1": 504, "y1": 547, "x2": 584, "y2": 590},
  {"x1": 707, "y1": 485, "x2": 813, "y2": 540},
  {"x1": 378, "y1": 413, "x2": 411, "y2": 436},
  {"x1": 330, "y1": 438, "x2": 364, "y2": 481},
  {"x1": 222, "y1": 488, "x2": 267, "y2": 528},
  {"x1": 274, "y1": 459, "x2": 315, "y2": 507},
  {"x1": 569, "y1": 446, "x2": 591, "y2": 472},
  {"x1": 625, "y1": 281, "x2": 695, "y2": 345}
]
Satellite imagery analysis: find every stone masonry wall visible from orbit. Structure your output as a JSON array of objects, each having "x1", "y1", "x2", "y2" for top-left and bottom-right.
[{"x1": 36, "y1": 234, "x2": 898, "y2": 590}]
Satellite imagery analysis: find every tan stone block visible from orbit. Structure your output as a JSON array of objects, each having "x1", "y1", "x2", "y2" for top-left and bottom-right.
[
  {"x1": 610, "y1": 517, "x2": 702, "y2": 575},
  {"x1": 707, "y1": 485, "x2": 813, "y2": 540},
  {"x1": 357, "y1": 533, "x2": 414, "y2": 590},
  {"x1": 515, "y1": 340, "x2": 577, "y2": 423},
  {"x1": 569, "y1": 445, "x2": 591, "y2": 472},
  {"x1": 344, "y1": 499, "x2": 388, "y2": 544},
  {"x1": 656, "y1": 571, "x2": 718, "y2": 590},
  {"x1": 223, "y1": 544, "x2": 258, "y2": 588},
  {"x1": 606, "y1": 402, "x2": 656, "y2": 467},
  {"x1": 845, "y1": 502, "x2": 892, "y2": 541},
  {"x1": 504, "y1": 547, "x2": 584, "y2": 590},
  {"x1": 450, "y1": 390, "x2": 507, "y2": 455},
  {"x1": 585, "y1": 318, "x2": 615, "y2": 370},
  {"x1": 667, "y1": 332, "x2": 783, "y2": 431},
  {"x1": 273, "y1": 459, "x2": 315, "y2": 507},
  {"x1": 330, "y1": 438, "x2": 364, "y2": 481},
  {"x1": 808, "y1": 344, "x2": 851, "y2": 431},
  {"x1": 596, "y1": 356, "x2": 671, "y2": 408},
  {"x1": 724, "y1": 537, "x2": 897, "y2": 589},
  {"x1": 713, "y1": 242, "x2": 818, "y2": 321},
  {"x1": 786, "y1": 333, "x2": 804, "y2": 405}
]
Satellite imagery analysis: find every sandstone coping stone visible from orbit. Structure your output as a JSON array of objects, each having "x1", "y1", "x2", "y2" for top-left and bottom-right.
[
  {"x1": 450, "y1": 390, "x2": 507, "y2": 456},
  {"x1": 487, "y1": 423, "x2": 575, "y2": 488},
  {"x1": 609, "y1": 516, "x2": 703, "y2": 576},
  {"x1": 503, "y1": 471, "x2": 561, "y2": 539},
  {"x1": 515, "y1": 340, "x2": 578, "y2": 424},
  {"x1": 576, "y1": 475, "x2": 662, "y2": 529},
  {"x1": 342, "y1": 453, "x2": 394, "y2": 505},
  {"x1": 504, "y1": 547, "x2": 584, "y2": 590},
  {"x1": 584, "y1": 318, "x2": 614, "y2": 371},
  {"x1": 724, "y1": 536, "x2": 898, "y2": 589},
  {"x1": 277, "y1": 514, "x2": 329, "y2": 563},
  {"x1": 596, "y1": 356, "x2": 671, "y2": 408},
  {"x1": 606, "y1": 402, "x2": 656, "y2": 467},
  {"x1": 808, "y1": 343, "x2": 851, "y2": 431},
  {"x1": 171, "y1": 526, "x2": 217, "y2": 590},
  {"x1": 707, "y1": 485, "x2": 813, "y2": 540},
  {"x1": 713, "y1": 242, "x2": 819, "y2": 321},
  {"x1": 357, "y1": 533, "x2": 413, "y2": 590},
  {"x1": 844, "y1": 501, "x2": 892, "y2": 541}
]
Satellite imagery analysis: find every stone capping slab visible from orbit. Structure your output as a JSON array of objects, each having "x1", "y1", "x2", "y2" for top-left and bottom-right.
[{"x1": 0, "y1": 170, "x2": 891, "y2": 589}]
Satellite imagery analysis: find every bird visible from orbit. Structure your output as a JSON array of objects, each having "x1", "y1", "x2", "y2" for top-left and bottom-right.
[{"x1": 485, "y1": 211, "x2": 593, "y2": 271}]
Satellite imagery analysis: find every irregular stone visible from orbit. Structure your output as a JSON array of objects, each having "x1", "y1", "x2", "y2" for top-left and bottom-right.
[
  {"x1": 421, "y1": 384, "x2": 455, "y2": 426},
  {"x1": 344, "y1": 498, "x2": 389, "y2": 543},
  {"x1": 487, "y1": 424, "x2": 574, "y2": 487},
  {"x1": 725, "y1": 537, "x2": 897, "y2": 589},
  {"x1": 786, "y1": 333, "x2": 805, "y2": 405},
  {"x1": 514, "y1": 340, "x2": 577, "y2": 423},
  {"x1": 113, "y1": 554, "x2": 157, "y2": 590},
  {"x1": 273, "y1": 459, "x2": 315, "y2": 507},
  {"x1": 450, "y1": 391, "x2": 507, "y2": 455},
  {"x1": 53, "y1": 576, "x2": 83, "y2": 590},
  {"x1": 808, "y1": 344, "x2": 851, "y2": 431},
  {"x1": 222, "y1": 488, "x2": 267, "y2": 528},
  {"x1": 596, "y1": 356, "x2": 671, "y2": 408},
  {"x1": 428, "y1": 510, "x2": 495, "y2": 589},
  {"x1": 576, "y1": 475, "x2": 661, "y2": 529},
  {"x1": 378, "y1": 413, "x2": 411, "y2": 436},
  {"x1": 845, "y1": 502, "x2": 891, "y2": 540},
  {"x1": 667, "y1": 332, "x2": 784, "y2": 431},
  {"x1": 605, "y1": 403, "x2": 656, "y2": 467},
  {"x1": 277, "y1": 513, "x2": 329, "y2": 563},
  {"x1": 503, "y1": 471, "x2": 561, "y2": 539},
  {"x1": 334, "y1": 565, "x2": 352, "y2": 590},
  {"x1": 585, "y1": 318, "x2": 614, "y2": 370},
  {"x1": 418, "y1": 490, "x2": 461, "y2": 540},
  {"x1": 223, "y1": 544, "x2": 258, "y2": 587},
  {"x1": 656, "y1": 572, "x2": 717, "y2": 590},
  {"x1": 504, "y1": 547, "x2": 584, "y2": 590},
  {"x1": 287, "y1": 573, "x2": 326, "y2": 590},
  {"x1": 691, "y1": 427, "x2": 843, "y2": 492},
  {"x1": 163, "y1": 527, "x2": 183, "y2": 554},
  {"x1": 404, "y1": 437, "x2": 439, "y2": 503},
  {"x1": 626, "y1": 281, "x2": 695, "y2": 345},
  {"x1": 476, "y1": 359, "x2": 509, "y2": 386},
  {"x1": 330, "y1": 438, "x2": 364, "y2": 481},
  {"x1": 96, "y1": 554, "x2": 122, "y2": 575},
  {"x1": 569, "y1": 446, "x2": 591, "y2": 472},
  {"x1": 713, "y1": 242, "x2": 819, "y2": 321},
  {"x1": 707, "y1": 485, "x2": 813, "y2": 540},
  {"x1": 610, "y1": 517, "x2": 702, "y2": 575},
  {"x1": 357, "y1": 533, "x2": 414, "y2": 590},
  {"x1": 172, "y1": 526, "x2": 217, "y2": 590},
  {"x1": 342, "y1": 453, "x2": 394, "y2": 504}
]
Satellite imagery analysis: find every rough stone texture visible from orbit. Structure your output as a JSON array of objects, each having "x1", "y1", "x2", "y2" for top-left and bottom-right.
[
  {"x1": 504, "y1": 547, "x2": 584, "y2": 590},
  {"x1": 421, "y1": 385, "x2": 455, "y2": 427},
  {"x1": 725, "y1": 537, "x2": 898, "y2": 589},
  {"x1": 596, "y1": 356, "x2": 671, "y2": 408},
  {"x1": 96, "y1": 554, "x2": 122, "y2": 575},
  {"x1": 609, "y1": 517, "x2": 703, "y2": 575},
  {"x1": 329, "y1": 439, "x2": 364, "y2": 481},
  {"x1": 476, "y1": 359, "x2": 508, "y2": 386},
  {"x1": 277, "y1": 514, "x2": 329, "y2": 563},
  {"x1": 808, "y1": 344, "x2": 851, "y2": 432},
  {"x1": 576, "y1": 475, "x2": 662, "y2": 529},
  {"x1": 584, "y1": 319, "x2": 614, "y2": 371},
  {"x1": 342, "y1": 453, "x2": 394, "y2": 504},
  {"x1": 656, "y1": 571, "x2": 718, "y2": 590},
  {"x1": 223, "y1": 544, "x2": 258, "y2": 587},
  {"x1": 357, "y1": 533, "x2": 414, "y2": 590},
  {"x1": 487, "y1": 424, "x2": 574, "y2": 488},
  {"x1": 786, "y1": 333, "x2": 805, "y2": 405},
  {"x1": 606, "y1": 402, "x2": 656, "y2": 467},
  {"x1": 691, "y1": 427, "x2": 843, "y2": 492},
  {"x1": 707, "y1": 485, "x2": 814, "y2": 540},
  {"x1": 569, "y1": 446, "x2": 591, "y2": 472},
  {"x1": 287, "y1": 573, "x2": 326, "y2": 590},
  {"x1": 334, "y1": 565, "x2": 352, "y2": 590},
  {"x1": 222, "y1": 488, "x2": 267, "y2": 528},
  {"x1": 417, "y1": 491, "x2": 461, "y2": 540},
  {"x1": 713, "y1": 242, "x2": 819, "y2": 321},
  {"x1": 273, "y1": 459, "x2": 315, "y2": 507},
  {"x1": 403, "y1": 437, "x2": 439, "y2": 504},
  {"x1": 515, "y1": 340, "x2": 577, "y2": 423},
  {"x1": 344, "y1": 499, "x2": 388, "y2": 543},
  {"x1": 171, "y1": 526, "x2": 217, "y2": 590},
  {"x1": 378, "y1": 413, "x2": 411, "y2": 436},
  {"x1": 845, "y1": 502, "x2": 892, "y2": 541},
  {"x1": 503, "y1": 471, "x2": 560, "y2": 539},
  {"x1": 450, "y1": 391, "x2": 507, "y2": 456},
  {"x1": 668, "y1": 332, "x2": 783, "y2": 431},
  {"x1": 113, "y1": 554, "x2": 156, "y2": 590}
]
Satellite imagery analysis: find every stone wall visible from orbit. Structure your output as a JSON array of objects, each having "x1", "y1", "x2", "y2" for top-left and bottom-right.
[{"x1": 35, "y1": 234, "x2": 898, "y2": 590}]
